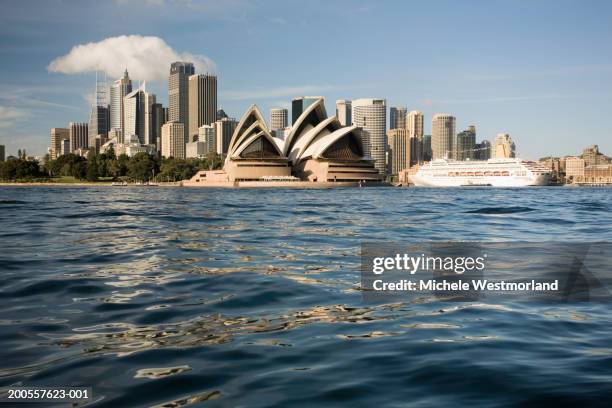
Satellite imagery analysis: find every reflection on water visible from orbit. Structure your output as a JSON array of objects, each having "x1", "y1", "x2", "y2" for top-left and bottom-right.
[{"x1": 0, "y1": 187, "x2": 611, "y2": 407}]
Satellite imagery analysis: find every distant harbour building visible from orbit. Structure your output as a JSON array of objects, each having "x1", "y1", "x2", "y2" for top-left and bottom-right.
[
  {"x1": 214, "y1": 117, "x2": 238, "y2": 156},
  {"x1": 581, "y1": 145, "x2": 610, "y2": 166},
  {"x1": 352, "y1": 98, "x2": 387, "y2": 175},
  {"x1": 107, "y1": 128, "x2": 124, "y2": 145},
  {"x1": 269, "y1": 108, "x2": 288, "y2": 130},
  {"x1": 565, "y1": 156, "x2": 585, "y2": 180},
  {"x1": 387, "y1": 128, "x2": 410, "y2": 176},
  {"x1": 198, "y1": 124, "x2": 216, "y2": 154},
  {"x1": 431, "y1": 114, "x2": 455, "y2": 160},
  {"x1": 188, "y1": 73, "x2": 218, "y2": 141},
  {"x1": 389, "y1": 106, "x2": 407, "y2": 130},
  {"x1": 69, "y1": 122, "x2": 88, "y2": 152},
  {"x1": 60, "y1": 139, "x2": 70, "y2": 156},
  {"x1": 0, "y1": 145, "x2": 5, "y2": 162},
  {"x1": 422, "y1": 135, "x2": 432, "y2": 162},
  {"x1": 455, "y1": 126, "x2": 476, "y2": 160},
  {"x1": 110, "y1": 69, "x2": 132, "y2": 135},
  {"x1": 216, "y1": 109, "x2": 229, "y2": 120},
  {"x1": 407, "y1": 110, "x2": 424, "y2": 164},
  {"x1": 186, "y1": 141, "x2": 208, "y2": 159},
  {"x1": 494, "y1": 133, "x2": 516, "y2": 158},
  {"x1": 475, "y1": 140, "x2": 491, "y2": 160},
  {"x1": 336, "y1": 100, "x2": 351, "y2": 127},
  {"x1": 143, "y1": 90, "x2": 157, "y2": 146},
  {"x1": 50, "y1": 128, "x2": 69, "y2": 160},
  {"x1": 124, "y1": 88, "x2": 145, "y2": 145},
  {"x1": 161, "y1": 121, "x2": 185, "y2": 159},
  {"x1": 292, "y1": 96, "x2": 322, "y2": 125},
  {"x1": 151, "y1": 103, "x2": 166, "y2": 150},
  {"x1": 169, "y1": 62, "x2": 195, "y2": 142}
]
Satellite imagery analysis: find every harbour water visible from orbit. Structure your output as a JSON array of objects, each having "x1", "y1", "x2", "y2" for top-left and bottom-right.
[{"x1": 0, "y1": 186, "x2": 611, "y2": 407}]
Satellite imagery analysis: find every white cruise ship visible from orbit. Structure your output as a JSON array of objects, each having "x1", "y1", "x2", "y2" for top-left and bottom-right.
[{"x1": 411, "y1": 158, "x2": 551, "y2": 187}]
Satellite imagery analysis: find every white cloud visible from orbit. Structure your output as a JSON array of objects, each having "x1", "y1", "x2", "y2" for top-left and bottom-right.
[
  {"x1": 48, "y1": 35, "x2": 215, "y2": 81},
  {"x1": 0, "y1": 106, "x2": 28, "y2": 128}
]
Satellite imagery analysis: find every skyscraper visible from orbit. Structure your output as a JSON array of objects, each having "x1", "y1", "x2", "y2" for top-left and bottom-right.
[
  {"x1": 169, "y1": 61, "x2": 195, "y2": 142},
  {"x1": 110, "y1": 69, "x2": 132, "y2": 134},
  {"x1": 161, "y1": 121, "x2": 185, "y2": 159},
  {"x1": 407, "y1": 110, "x2": 424, "y2": 164},
  {"x1": 269, "y1": 108, "x2": 288, "y2": 130},
  {"x1": 493, "y1": 133, "x2": 516, "y2": 158},
  {"x1": 214, "y1": 117, "x2": 238, "y2": 156},
  {"x1": 431, "y1": 114, "x2": 455, "y2": 159},
  {"x1": 151, "y1": 103, "x2": 166, "y2": 150},
  {"x1": 198, "y1": 124, "x2": 216, "y2": 154},
  {"x1": 389, "y1": 106, "x2": 407, "y2": 130},
  {"x1": 475, "y1": 140, "x2": 491, "y2": 160},
  {"x1": 50, "y1": 128, "x2": 69, "y2": 160},
  {"x1": 69, "y1": 122, "x2": 88, "y2": 152},
  {"x1": 423, "y1": 135, "x2": 432, "y2": 161},
  {"x1": 292, "y1": 96, "x2": 322, "y2": 125},
  {"x1": 387, "y1": 128, "x2": 410, "y2": 176},
  {"x1": 188, "y1": 73, "x2": 217, "y2": 141},
  {"x1": 88, "y1": 73, "x2": 110, "y2": 151},
  {"x1": 124, "y1": 88, "x2": 145, "y2": 145},
  {"x1": 88, "y1": 105, "x2": 110, "y2": 151},
  {"x1": 455, "y1": 126, "x2": 476, "y2": 160},
  {"x1": 352, "y1": 98, "x2": 387, "y2": 175},
  {"x1": 335, "y1": 100, "x2": 352, "y2": 126},
  {"x1": 143, "y1": 90, "x2": 157, "y2": 146}
]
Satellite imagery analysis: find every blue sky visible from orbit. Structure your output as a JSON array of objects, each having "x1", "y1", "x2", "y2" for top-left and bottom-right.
[{"x1": 1, "y1": 0, "x2": 611, "y2": 158}]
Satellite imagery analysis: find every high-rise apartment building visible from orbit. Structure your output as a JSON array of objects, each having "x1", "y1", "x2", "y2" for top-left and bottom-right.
[
  {"x1": 188, "y1": 74, "x2": 217, "y2": 140},
  {"x1": 143, "y1": 91, "x2": 157, "y2": 146},
  {"x1": 198, "y1": 125, "x2": 216, "y2": 154},
  {"x1": 151, "y1": 103, "x2": 166, "y2": 150},
  {"x1": 352, "y1": 98, "x2": 387, "y2": 175},
  {"x1": 388, "y1": 128, "x2": 411, "y2": 176},
  {"x1": 124, "y1": 88, "x2": 145, "y2": 145},
  {"x1": 407, "y1": 110, "x2": 424, "y2": 164},
  {"x1": 88, "y1": 105, "x2": 110, "y2": 151},
  {"x1": 69, "y1": 122, "x2": 88, "y2": 152},
  {"x1": 455, "y1": 126, "x2": 476, "y2": 160},
  {"x1": 336, "y1": 100, "x2": 352, "y2": 126},
  {"x1": 292, "y1": 96, "x2": 322, "y2": 125},
  {"x1": 565, "y1": 156, "x2": 585, "y2": 179},
  {"x1": 60, "y1": 139, "x2": 70, "y2": 156},
  {"x1": 582, "y1": 145, "x2": 601, "y2": 166},
  {"x1": 269, "y1": 108, "x2": 288, "y2": 130},
  {"x1": 475, "y1": 140, "x2": 491, "y2": 160},
  {"x1": 161, "y1": 121, "x2": 185, "y2": 159},
  {"x1": 214, "y1": 117, "x2": 238, "y2": 156},
  {"x1": 169, "y1": 62, "x2": 195, "y2": 142},
  {"x1": 110, "y1": 69, "x2": 132, "y2": 134},
  {"x1": 494, "y1": 133, "x2": 516, "y2": 158},
  {"x1": 50, "y1": 128, "x2": 69, "y2": 160},
  {"x1": 389, "y1": 106, "x2": 407, "y2": 130},
  {"x1": 423, "y1": 135, "x2": 432, "y2": 161},
  {"x1": 431, "y1": 114, "x2": 455, "y2": 160}
]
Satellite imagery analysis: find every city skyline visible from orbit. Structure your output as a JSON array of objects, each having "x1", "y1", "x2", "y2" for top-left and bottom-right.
[{"x1": 1, "y1": 0, "x2": 612, "y2": 158}]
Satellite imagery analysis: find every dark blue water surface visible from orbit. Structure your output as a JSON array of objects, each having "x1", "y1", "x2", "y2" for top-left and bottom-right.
[{"x1": 0, "y1": 186, "x2": 611, "y2": 407}]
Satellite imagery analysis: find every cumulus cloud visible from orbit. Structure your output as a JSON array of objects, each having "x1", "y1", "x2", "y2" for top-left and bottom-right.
[
  {"x1": 0, "y1": 106, "x2": 28, "y2": 129},
  {"x1": 48, "y1": 35, "x2": 215, "y2": 81}
]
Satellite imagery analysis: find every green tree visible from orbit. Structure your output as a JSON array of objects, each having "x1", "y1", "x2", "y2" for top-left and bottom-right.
[
  {"x1": 127, "y1": 152, "x2": 158, "y2": 181},
  {"x1": 86, "y1": 154, "x2": 99, "y2": 181}
]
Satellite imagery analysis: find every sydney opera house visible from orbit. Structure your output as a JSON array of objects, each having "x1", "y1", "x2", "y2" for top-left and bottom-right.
[{"x1": 184, "y1": 98, "x2": 384, "y2": 187}]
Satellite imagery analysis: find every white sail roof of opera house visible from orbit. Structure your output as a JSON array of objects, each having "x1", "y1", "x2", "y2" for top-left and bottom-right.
[{"x1": 226, "y1": 97, "x2": 371, "y2": 165}]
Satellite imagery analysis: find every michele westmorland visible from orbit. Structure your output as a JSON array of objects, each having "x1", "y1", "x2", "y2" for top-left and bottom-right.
[{"x1": 1, "y1": 1, "x2": 612, "y2": 407}]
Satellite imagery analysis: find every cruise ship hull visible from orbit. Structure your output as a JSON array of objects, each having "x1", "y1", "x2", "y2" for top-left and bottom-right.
[
  {"x1": 411, "y1": 174, "x2": 550, "y2": 187},
  {"x1": 410, "y1": 158, "x2": 551, "y2": 187}
]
